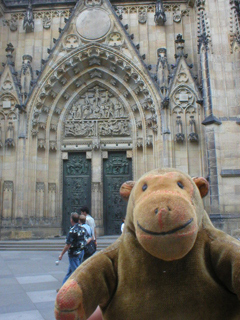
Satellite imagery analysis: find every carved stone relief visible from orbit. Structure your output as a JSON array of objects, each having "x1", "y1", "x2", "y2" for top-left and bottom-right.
[
  {"x1": 64, "y1": 34, "x2": 81, "y2": 50},
  {"x1": 138, "y1": 10, "x2": 147, "y2": 24},
  {"x1": 177, "y1": 67, "x2": 189, "y2": 83},
  {"x1": 107, "y1": 32, "x2": 124, "y2": 47},
  {"x1": 10, "y1": 18, "x2": 18, "y2": 31},
  {"x1": 188, "y1": 115, "x2": 198, "y2": 142},
  {"x1": 23, "y1": 3, "x2": 34, "y2": 33},
  {"x1": 3, "y1": 18, "x2": 18, "y2": 32},
  {"x1": 0, "y1": 94, "x2": 17, "y2": 114},
  {"x1": 38, "y1": 138, "x2": 46, "y2": 149},
  {"x1": 65, "y1": 86, "x2": 131, "y2": 138},
  {"x1": 173, "y1": 87, "x2": 194, "y2": 109},
  {"x1": 175, "y1": 116, "x2": 184, "y2": 142},
  {"x1": 49, "y1": 140, "x2": 57, "y2": 151},
  {"x1": 43, "y1": 16, "x2": 51, "y2": 29},
  {"x1": 5, "y1": 121, "x2": 15, "y2": 147},
  {"x1": 85, "y1": 0, "x2": 102, "y2": 6},
  {"x1": 2, "y1": 77, "x2": 13, "y2": 91},
  {"x1": 21, "y1": 55, "x2": 33, "y2": 95},
  {"x1": 36, "y1": 182, "x2": 45, "y2": 191}
]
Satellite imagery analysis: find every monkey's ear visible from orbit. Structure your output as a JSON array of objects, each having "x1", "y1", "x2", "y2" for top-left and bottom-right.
[
  {"x1": 120, "y1": 181, "x2": 135, "y2": 201},
  {"x1": 192, "y1": 177, "x2": 209, "y2": 198}
]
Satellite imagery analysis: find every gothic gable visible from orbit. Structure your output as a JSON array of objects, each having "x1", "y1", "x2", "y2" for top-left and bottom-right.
[
  {"x1": 26, "y1": 0, "x2": 161, "y2": 151},
  {"x1": 39, "y1": 0, "x2": 152, "y2": 71}
]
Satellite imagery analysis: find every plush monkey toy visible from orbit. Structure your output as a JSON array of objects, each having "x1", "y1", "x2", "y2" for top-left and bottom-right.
[{"x1": 55, "y1": 168, "x2": 240, "y2": 320}]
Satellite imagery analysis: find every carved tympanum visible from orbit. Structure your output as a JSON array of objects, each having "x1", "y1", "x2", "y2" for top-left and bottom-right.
[{"x1": 65, "y1": 86, "x2": 131, "y2": 137}]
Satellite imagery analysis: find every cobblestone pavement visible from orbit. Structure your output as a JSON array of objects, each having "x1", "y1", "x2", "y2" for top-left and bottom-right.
[{"x1": 0, "y1": 250, "x2": 69, "y2": 320}]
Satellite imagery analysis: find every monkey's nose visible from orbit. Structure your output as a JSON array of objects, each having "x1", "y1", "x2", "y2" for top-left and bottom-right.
[{"x1": 157, "y1": 207, "x2": 170, "y2": 229}]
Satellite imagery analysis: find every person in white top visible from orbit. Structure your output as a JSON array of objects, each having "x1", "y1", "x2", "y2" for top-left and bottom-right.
[{"x1": 80, "y1": 206, "x2": 97, "y2": 246}]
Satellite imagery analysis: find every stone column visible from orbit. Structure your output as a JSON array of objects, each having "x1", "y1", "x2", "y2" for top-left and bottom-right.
[{"x1": 90, "y1": 149, "x2": 103, "y2": 236}]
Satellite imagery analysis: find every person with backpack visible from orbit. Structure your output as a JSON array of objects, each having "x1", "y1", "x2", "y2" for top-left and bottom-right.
[
  {"x1": 59, "y1": 212, "x2": 86, "y2": 285},
  {"x1": 79, "y1": 214, "x2": 96, "y2": 260}
]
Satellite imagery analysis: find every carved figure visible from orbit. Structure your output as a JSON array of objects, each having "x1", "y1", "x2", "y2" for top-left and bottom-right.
[
  {"x1": 65, "y1": 86, "x2": 131, "y2": 137},
  {"x1": 43, "y1": 16, "x2": 51, "y2": 29},
  {"x1": 55, "y1": 168, "x2": 240, "y2": 319},
  {"x1": 23, "y1": 1, "x2": 34, "y2": 33},
  {"x1": 154, "y1": 0, "x2": 166, "y2": 26},
  {"x1": 138, "y1": 10, "x2": 147, "y2": 24},
  {"x1": 9, "y1": 19, "x2": 18, "y2": 32}
]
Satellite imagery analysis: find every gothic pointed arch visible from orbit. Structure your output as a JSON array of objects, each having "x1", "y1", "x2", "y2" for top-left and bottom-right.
[{"x1": 27, "y1": 43, "x2": 162, "y2": 156}]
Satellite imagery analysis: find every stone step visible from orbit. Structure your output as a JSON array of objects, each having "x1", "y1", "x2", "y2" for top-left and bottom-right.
[{"x1": 0, "y1": 235, "x2": 119, "y2": 251}]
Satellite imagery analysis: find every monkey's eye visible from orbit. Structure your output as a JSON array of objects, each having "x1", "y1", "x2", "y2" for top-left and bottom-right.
[
  {"x1": 142, "y1": 184, "x2": 148, "y2": 191},
  {"x1": 177, "y1": 182, "x2": 184, "y2": 189}
]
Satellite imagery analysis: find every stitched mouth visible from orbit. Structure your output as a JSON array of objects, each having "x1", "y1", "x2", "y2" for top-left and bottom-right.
[{"x1": 137, "y1": 218, "x2": 193, "y2": 236}]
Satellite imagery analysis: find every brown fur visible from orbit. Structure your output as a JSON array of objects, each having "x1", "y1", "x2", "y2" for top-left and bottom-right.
[{"x1": 55, "y1": 168, "x2": 240, "y2": 319}]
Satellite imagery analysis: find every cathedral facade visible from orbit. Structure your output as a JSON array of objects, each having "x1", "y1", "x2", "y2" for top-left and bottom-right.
[{"x1": 0, "y1": 0, "x2": 239, "y2": 239}]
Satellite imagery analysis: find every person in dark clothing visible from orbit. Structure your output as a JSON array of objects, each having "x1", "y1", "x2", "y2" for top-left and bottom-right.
[{"x1": 59, "y1": 212, "x2": 86, "y2": 285}]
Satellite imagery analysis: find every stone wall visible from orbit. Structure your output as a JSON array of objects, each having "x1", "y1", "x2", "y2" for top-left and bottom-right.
[{"x1": 0, "y1": 0, "x2": 239, "y2": 239}]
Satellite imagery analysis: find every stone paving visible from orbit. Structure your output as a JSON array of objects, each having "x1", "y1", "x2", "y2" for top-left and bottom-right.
[{"x1": 0, "y1": 250, "x2": 69, "y2": 320}]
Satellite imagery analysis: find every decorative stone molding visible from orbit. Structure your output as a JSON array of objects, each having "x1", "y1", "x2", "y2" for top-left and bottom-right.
[
  {"x1": 36, "y1": 182, "x2": 45, "y2": 191},
  {"x1": 38, "y1": 138, "x2": 46, "y2": 149},
  {"x1": 173, "y1": 87, "x2": 194, "y2": 109},
  {"x1": 0, "y1": 94, "x2": 18, "y2": 119},
  {"x1": 10, "y1": 19, "x2": 18, "y2": 32},
  {"x1": 197, "y1": 0, "x2": 212, "y2": 53},
  {"x1": 138, "y1": 10, "x2": 147, "y2": 24},
  {"x1": 3, "y1": 181, "x2": 13, "y2": 191},
  {"x1": 107, "y1": 32, "x2": 124, "y2": 47},
  {"x1": 49, "y1": 140, "x2": 57, "y2": 151},
  {"x1": 29, "y1": 44, "x2": 158, "y2": 145},
  {"x1": 31, "y1": 128, "x2": 38, "y2": 136},
  {"x1": 91, "y1": 137, "x2": 100, "y2": 150},
  {"x1": 90, "y1": 70, "x2": 102, "y2": 78},
  {"x1": 54, "y1": 107, "x2": 61, "y2": 115},
  {"x1": 43, "y1": 16, "x2": 51, "y2": 29},
  {"x1": 146, "y1": 135, "x2": 153, "y2": 147},
  {"x1": 85, "y1": 0, "x2": 102, "y2": 7},
  {"x1": 137, "y1": 138, "x2": 143, "y2": 148},
  {"x1": 230, "y1": 0, "x2": 240, "y2": 52},
  {"x1": 50, "y1": 123, "x2": 57, "y2": 131},
  {"x1": 11, "y1": 9, "x2": 71, "y2": 22},
  {"x1": 115, "y1": 4, "x2": 180, "y2": 16},
  {"x1": 64, "y1": 34, "x2": 81, "y2": 50},
  {"x1": 173, "y1": 11, "x2": 182, "y2": 23}
]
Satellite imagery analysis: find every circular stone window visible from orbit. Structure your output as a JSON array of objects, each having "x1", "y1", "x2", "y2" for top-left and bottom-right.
[{"x1": 76, "y1": 9, "x2": 111, "y2": 40}]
